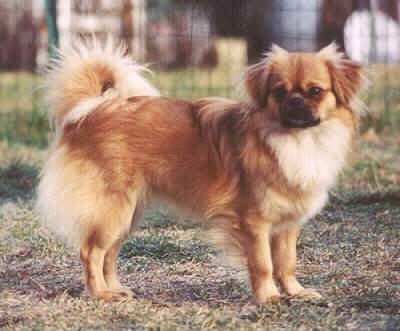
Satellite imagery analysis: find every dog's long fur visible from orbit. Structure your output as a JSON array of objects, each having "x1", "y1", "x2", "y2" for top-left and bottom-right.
[{"x1": 37, "y1": 39, "x2": 364, "y2": 302}]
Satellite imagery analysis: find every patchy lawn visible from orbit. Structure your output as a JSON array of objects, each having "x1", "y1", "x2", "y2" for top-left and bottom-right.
[{"x1": 0, "y1": 133, "x2": 399, "y2": 330}]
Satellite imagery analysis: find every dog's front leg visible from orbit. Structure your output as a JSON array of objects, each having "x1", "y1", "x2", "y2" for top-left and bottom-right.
[
  {"x1": 271, "y1": 225, "x2": 322, "y2": 299},
  {"x1": 244, "y1": 218, "x2": 280, "y2": 303}
]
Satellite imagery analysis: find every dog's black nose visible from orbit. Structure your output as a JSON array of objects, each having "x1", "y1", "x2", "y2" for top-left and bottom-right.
[
  {"x1": 280, "y1": 100, "x2": 320, "y2": 128},
  {"x1": 289, "y1": 96, "x2": 305, "y2": 109}
]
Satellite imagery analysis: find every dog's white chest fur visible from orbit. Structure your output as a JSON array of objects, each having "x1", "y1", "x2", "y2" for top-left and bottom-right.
[
  {"x1": 268, "y1": 119, "x2": 351, "y2": 191},
  {"x1": 262, "y1": 119, "x2": 351, "y2": 228}
]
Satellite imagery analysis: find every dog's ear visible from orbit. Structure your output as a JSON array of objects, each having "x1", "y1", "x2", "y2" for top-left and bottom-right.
[
  {"x1": 319, "y1": 43, "x2": 364, "y2": 105},
  {"x1": 245, "y1": 45, "x2": 288, "y2": 108},
  {"x1": 245, "y1": 59, "x2": 270, "y2": 107}
]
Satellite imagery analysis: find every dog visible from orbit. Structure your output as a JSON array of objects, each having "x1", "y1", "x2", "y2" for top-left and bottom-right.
[{"x1": 37, "y1": 39, "x2": 364, "y2": 303}]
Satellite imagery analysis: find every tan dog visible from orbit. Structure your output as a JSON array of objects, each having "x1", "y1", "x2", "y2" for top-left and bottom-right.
[{"x1": 37, "y1": 39, "x2": 364, "y2": 303}]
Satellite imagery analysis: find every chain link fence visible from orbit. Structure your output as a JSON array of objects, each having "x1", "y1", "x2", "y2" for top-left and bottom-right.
[{"x1": 1, "y1": 0, "x2": 399, "y2": 147}]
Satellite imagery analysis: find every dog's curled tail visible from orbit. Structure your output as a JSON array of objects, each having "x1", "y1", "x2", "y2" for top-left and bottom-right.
[{"x1": 45, "y1": 37, "x2": 159, "y2": 131}]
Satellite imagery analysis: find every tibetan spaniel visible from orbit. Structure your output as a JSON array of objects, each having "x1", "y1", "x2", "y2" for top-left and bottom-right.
[{"x1": 37, "y1": 39, "x2": 364, "y2": 303}]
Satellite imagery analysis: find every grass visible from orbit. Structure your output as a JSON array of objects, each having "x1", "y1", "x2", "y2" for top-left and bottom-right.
[
  {"x1": 364, "y1": 64, "x2": 400, "y2": 130},
  {"x1": 0, "y1": 133, "x2": 399, "y2": 330},
  {"x1": 339, "y1": 133, "x2": 400, "y2": 191}
]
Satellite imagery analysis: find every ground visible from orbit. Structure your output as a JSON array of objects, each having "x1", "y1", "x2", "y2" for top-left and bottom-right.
[{"x1": 0, "y1": 132, "x2": 399, "y2": 330}]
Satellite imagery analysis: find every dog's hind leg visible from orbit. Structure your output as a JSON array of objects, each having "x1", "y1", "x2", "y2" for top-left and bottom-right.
[
  {"x1": 80, "y1": 236, "x2": 110, "y2": 300},
  {"x1": 102, "y1": 199, "x2": 143, "y2": 297},
  {"x1": 80, "y1": 194, "x2": 136, "y2": 301},
  {"x1": 102, "y1": 238, "x2": 131, "y2": 296}
]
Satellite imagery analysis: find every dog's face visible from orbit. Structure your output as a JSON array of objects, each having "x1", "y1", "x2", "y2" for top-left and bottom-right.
[{"x1": 245, "y1": 44, "x2": 363, "y2": 129}]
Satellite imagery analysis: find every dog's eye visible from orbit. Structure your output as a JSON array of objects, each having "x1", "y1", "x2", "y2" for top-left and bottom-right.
[
  {"x1": 309, "y1": 87, "x2": 322, "y2": 97},
  {"x1": 274, "y1": 87, "x2": 287, "y2": 99}
]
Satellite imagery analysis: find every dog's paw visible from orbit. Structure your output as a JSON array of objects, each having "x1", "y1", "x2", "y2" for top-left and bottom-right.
[
  {"x1": 93, "y1": 288, "x2": 133, "y2": 301},
  {"x1": 292, "y1": 288, "x2": 323, "y2": 300},
  {"x1": 279, "y1": 277, "x2": 322, "y2": 299},
  {"x1": 110, "y1": 286, "x2": 134, "y2": 298},
  {"x1": 254, "y1": 284, "x2": 281, "y2": 304}
]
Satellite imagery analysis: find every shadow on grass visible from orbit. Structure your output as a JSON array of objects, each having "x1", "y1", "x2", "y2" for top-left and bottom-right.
[
  {"x1": 131, "y1": 277, "x2": 250, "y2": 306},
  {"x1": 344, "y1": 292, "x2": 400, "y2": 315},
  {"x1": 0, "y1": 256, "x2": 85, "y2": 299},
  {"x1": 121, "y1": 235, "x2": 214, "y2": 264},
  {"x1": 331, "y1": 190, "x2": 400, "y2": 206},
  {"x1": 0, "y1": 161, "x2": 38, "y2": 202}
]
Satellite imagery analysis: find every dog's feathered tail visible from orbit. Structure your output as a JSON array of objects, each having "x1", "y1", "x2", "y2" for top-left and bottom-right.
[
  {"x1": 45, "y1": 37, "x2": 159, "y2": 131},
  {"x1": 37, "y1": 38, "x2": 159, "y2": 247}
]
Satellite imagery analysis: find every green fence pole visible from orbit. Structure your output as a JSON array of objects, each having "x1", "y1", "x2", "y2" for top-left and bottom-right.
[{"x1": 45, "y1": 0, "x2": 59, "y2": 59}]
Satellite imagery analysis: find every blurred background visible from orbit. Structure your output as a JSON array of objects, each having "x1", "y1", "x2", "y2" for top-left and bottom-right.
[{"x1": 0, "y1": 0, "x2": 399, "y2": 147}]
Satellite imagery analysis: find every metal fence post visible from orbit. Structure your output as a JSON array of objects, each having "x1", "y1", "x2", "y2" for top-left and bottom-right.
[{"x1": 45, "y1": 0, "x2": 59, "y2": 58}]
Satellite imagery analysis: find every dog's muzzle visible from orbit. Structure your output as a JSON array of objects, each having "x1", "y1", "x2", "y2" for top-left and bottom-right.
[{"x1": 280, "y1": 97, "x2": 320, "y2": 128}]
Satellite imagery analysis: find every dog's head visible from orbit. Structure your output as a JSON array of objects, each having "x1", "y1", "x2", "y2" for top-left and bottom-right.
[{"x1": 245, "y1": 43, "x2": 364, "y2": 129}]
